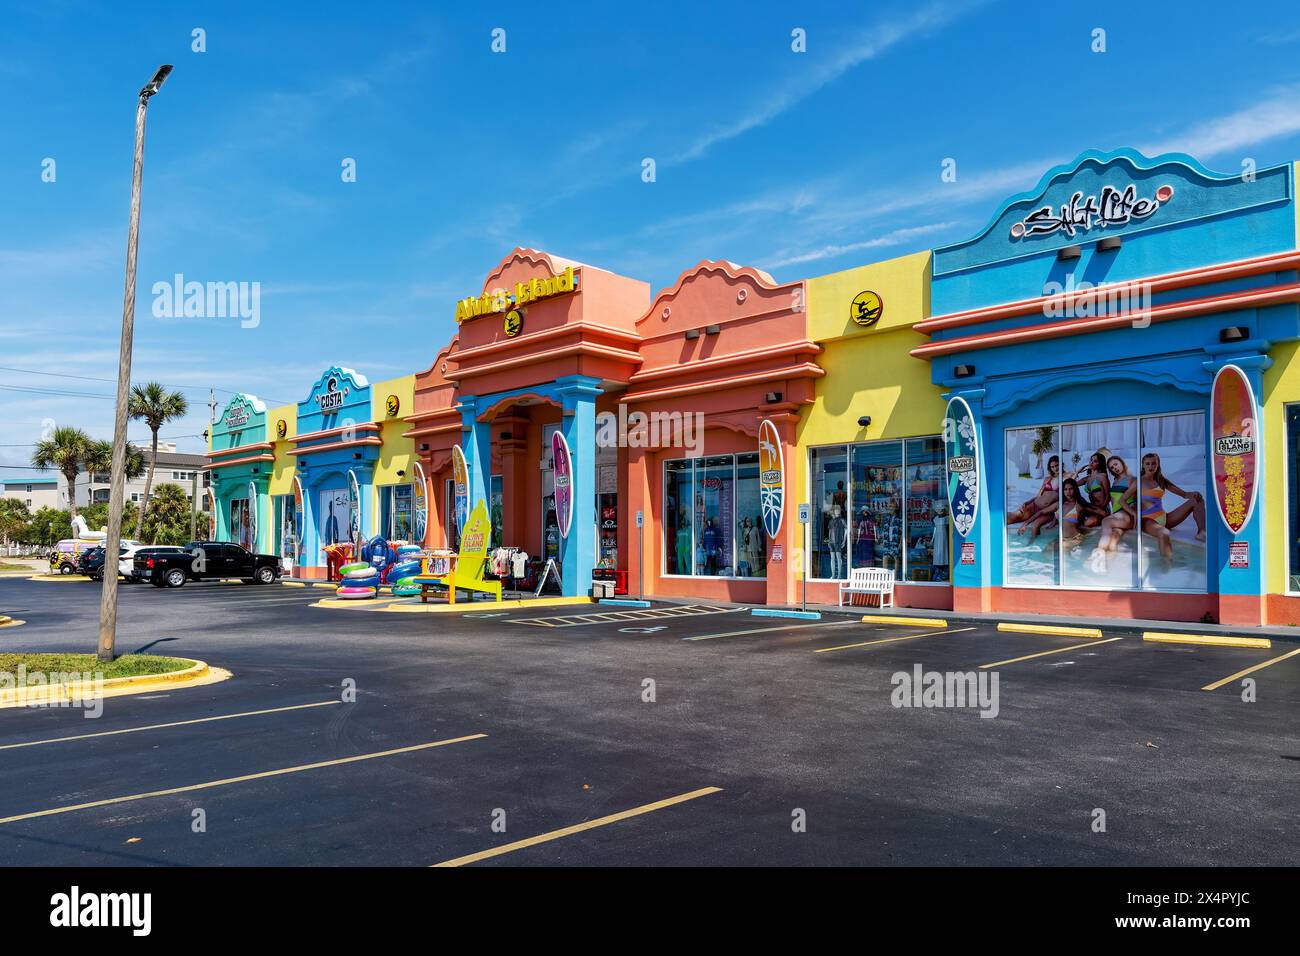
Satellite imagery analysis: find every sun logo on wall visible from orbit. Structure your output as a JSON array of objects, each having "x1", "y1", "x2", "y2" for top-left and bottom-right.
[
  {"x1": 385, "y1": 394, "x2": 400, "y2": 417},
  {"x1": 504, "y1": 308, "x2": 524, "y2": 337},
  {"x1": 851, "y1": 290, "x2": 884, "y2": 327}
]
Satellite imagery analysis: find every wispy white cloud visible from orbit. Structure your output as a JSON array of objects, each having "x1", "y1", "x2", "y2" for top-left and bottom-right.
[
  {"x1": 670, "y1": 0, "x2": 986, "y2": 165},
  {"x1": 1141, "y1": 83, "x2": 1300, "y2": 160},
  {"x1": 764, "y1": 221, "x2": 960, "y2": 268}
]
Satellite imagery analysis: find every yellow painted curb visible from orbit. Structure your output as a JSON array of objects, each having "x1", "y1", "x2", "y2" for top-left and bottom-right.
[
  {"x1": 382, "y1": 596, "x2": 595, "y2": 614},
  {"x1": 1143, "y1": 632, "x2": 1271, "y2": 650},
  {"x1": 0, "y1": 658, "x2": 231, "y2": 708},
  {"x1": 311, "y1": 596, "x2": 403, "y2": 609},
  {"x1": 26, "y1": 575, "x2": 91, "y2": 583},
  {"x1": 0, "y1": 618, "x2": 26, "y2": 630},
  {"x1": 312, "y1": 582, "x2": 339, "y2": 589},
  {"x1": 280, "y1": 581, "x2": 307, "y2": 588},
  {"x1": 860, "y1": 615, "x2": 948, "y2": 628},
  {"x1": 998, "y1": 622, "x2": 1103, "y2": 639}
]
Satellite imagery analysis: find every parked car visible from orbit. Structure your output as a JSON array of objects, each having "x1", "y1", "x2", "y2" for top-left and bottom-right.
[
  {"x1": 51, "y1": 537, "x2": 141, "y2": 576},
  {"x1": 119, "y1": 544, "x2": 185, "y2": 583},
  {"x1": 134, "y1": 541, "x2": 283, "y2": 588}
]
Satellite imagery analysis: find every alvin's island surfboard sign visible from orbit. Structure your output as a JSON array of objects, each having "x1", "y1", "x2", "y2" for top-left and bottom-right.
[
  {"x1": 758, "y1": 419, "x2": 785, "y2": 539},
  {"x1": 1211, "y1": 364, "x2": 1258, "y2": 535},
  {"x1": 944, "y1": 396, "x2": 979, "y2": 539}
]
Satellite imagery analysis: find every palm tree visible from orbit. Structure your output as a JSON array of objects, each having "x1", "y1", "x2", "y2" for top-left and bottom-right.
[
  {"x1": 129, "y1": 382, "x2": 189, "y2": 539},
  {"x1": 31, "y1": 426, "x2": 94, "y2": 520},
  {"x1": 84, "y1": 440, "x2": 146, "y2": 517}
]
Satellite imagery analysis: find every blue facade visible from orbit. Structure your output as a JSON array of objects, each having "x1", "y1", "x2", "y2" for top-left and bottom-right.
[
  {"x1": 295, "y1": 367, "x2": 378, "y2": 569},
  {"x1": 458, "y1": 373, "x2": 601, "y2": 597},
  {"x1": 926, "y1": 148, "x2": 1299, "y2": 623}
]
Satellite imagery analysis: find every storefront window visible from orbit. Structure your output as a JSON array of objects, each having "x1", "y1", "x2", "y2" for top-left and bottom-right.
[
  {"x1": 663, "y1": 454, "x2": 764, "y2": 578},
  {"x1": 850, "y1": 443, "x2": 901, "y2": 578},
  {"x1": 735, "y1": 453, "x2": 765, "y2": 577},
  {"x1": 1004, "y1": 414, "x2": 1206, "y2": 592},
  {"x1": 696, "y1": 457, "x2": 733, "y2": 576},
  {"x1": 490, "y1": 475, "x2": 503, "y2": 551},
  {"x1": 904, "y1": 438, "x2": 948, "y2": 582},
  {"x1": 665, "y1": 459, "x2": 694, "y2": 574},
  {"x1": 810, "y1": 446, "x2": 848, "y2": 579},
  {"x1": 389, "y1": 485, "x2": 413, "y2": 542},
  {"x1": 809, "y1": 438, "x2": 948, "y2": 582}
]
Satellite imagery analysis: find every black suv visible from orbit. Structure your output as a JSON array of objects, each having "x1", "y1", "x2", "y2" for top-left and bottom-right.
[
  {"x1": 135, "y1": 541, "x2": 283, "y2": 588},
  {"x1": 77, "y1": 546, "x2": 123, "y2": 582}
]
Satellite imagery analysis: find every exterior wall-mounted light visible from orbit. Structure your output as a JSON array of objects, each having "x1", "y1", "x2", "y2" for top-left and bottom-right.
[
  {"x1": 1097, "y1": 236, "x2": 1122, "y2": 252},
  {"x1": 1057, "y1": 245, "x2": 1082, "y2": 261},
  {"x1": 685, "y1": 328, "x2": 701, "y2": 340}
]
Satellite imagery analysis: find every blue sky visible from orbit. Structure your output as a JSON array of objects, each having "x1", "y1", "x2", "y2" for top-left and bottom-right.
[{"x1": 3, "y1": 0, "x2": 1300, "y2": 470}]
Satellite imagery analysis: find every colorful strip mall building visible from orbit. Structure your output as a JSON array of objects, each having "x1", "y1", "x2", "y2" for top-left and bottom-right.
[{"x1": 207, "y1": 148, "x2": 1300, "y2": 628}]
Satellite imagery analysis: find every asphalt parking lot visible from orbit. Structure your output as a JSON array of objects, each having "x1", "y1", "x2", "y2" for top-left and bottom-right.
[{"x1": 1, "y1": 574, "x2": 1297, "y2": 866}]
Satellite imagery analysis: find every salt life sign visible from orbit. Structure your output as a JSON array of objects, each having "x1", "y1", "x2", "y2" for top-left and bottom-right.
[{"x1": 1010, "y1": 184, "x2": 1173, "y2": 239}]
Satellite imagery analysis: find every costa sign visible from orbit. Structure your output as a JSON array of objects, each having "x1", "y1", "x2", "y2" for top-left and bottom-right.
[
  {"x1": 1010, "y1": 183, "x2": 1173, "y2": 240},
  {"x1": 758, "y1": 419, "x2": 784, "y2": 538},
  {"x1": 1210, "y1": 364, "x2": 1259, "y2": 535}
]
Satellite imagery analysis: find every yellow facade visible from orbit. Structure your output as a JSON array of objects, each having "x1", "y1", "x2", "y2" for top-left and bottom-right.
[
  {"x1": 799, "y1": 250, "x2": 944, "y2": 453},
  {"x1": 368, "y1": 374, "x2": 417, "y2": 531},
  {"x1": 1262, "y1": 339, "x2": 1297, "y2": 600}
]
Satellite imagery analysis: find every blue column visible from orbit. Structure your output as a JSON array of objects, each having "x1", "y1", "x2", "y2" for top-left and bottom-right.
[
  {"x1": 458, "y1": 396, "x2": 492, "y2": 514},
  {"x1": 556, "y1": 375, "x2": 602, "y2": 597}
]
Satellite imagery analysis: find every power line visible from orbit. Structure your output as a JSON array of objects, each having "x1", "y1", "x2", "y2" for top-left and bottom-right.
[{"x1": 0, "y1": 365, "x2": 287, "y2": 405}]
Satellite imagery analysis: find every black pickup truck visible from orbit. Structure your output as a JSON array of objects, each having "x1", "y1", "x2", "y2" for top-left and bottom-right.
[{"x1": 134, "y1": 541, "x2": 283, "y2": 588}]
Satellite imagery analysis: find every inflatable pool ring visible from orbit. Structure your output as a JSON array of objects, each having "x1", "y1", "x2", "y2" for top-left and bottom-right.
[
  {"x1": 397, "y1": 544, "x2": 421, "y2": 555},
  {"x1": 337, "y1": 585, "x2": 376, "y2": 600},
  {"x1": 390, "y1": 575, "x2": 421, "y2": 597},
  {"x1": 339, "y1": 561, "x2": 370, "y2": 575},
  {"x1": 342, "y1": 570, "x2": 381, "y2": 589},
  {"x1": 387, "y1": 559, "x2": 422, "y2": 582}
]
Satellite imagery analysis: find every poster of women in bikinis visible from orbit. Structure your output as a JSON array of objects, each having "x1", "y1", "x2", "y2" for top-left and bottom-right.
[
  {"x1": 1004, "y1": 425, "x2": 1060, "y2": 585},
  {"x1": 1004, "y1": 416, "x2": 1206, "y2": 591}
]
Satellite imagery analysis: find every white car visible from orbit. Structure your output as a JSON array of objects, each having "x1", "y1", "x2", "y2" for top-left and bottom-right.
[{"x1": 119, "y1": 544, "x2": 184, "y2": 582}]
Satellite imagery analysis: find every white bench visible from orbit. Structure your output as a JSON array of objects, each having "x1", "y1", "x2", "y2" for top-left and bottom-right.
[{"x1": 838, "y1": 567, "x2": 895, "y2": 608}]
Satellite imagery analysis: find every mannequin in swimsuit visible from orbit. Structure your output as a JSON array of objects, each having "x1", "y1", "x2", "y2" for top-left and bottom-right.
[
  {"x1": 1140, "y1": 452, "x2": 1207, "y2": 560},
  {"x1": 1008, "y1": 455, "x2": 1060, "y2": 528},
  {"x1": 1089, "y1": 455, "x2": 1138, "y2": 571}
]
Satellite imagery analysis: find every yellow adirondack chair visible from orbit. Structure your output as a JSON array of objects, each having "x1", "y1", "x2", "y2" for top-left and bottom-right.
[{"x1": 414, "y1": 499, "x2": 501, "y2": 604}]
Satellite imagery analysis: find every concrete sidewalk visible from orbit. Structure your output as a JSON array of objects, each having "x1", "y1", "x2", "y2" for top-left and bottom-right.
[{"x1": 646, "y1": 594, "x2": 1300, "y2": 641}]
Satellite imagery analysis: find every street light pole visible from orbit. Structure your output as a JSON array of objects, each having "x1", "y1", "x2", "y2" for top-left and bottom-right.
[{"x1": 97, "y1": 65, "x2": 172, "y2": 663}]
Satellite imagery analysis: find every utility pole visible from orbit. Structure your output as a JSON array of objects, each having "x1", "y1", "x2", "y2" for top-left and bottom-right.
[
  {"x1": 97, "y1": 65, "x2": 172, "y2": 663},
  {"x1": 190, "y1": 469, "x2": 199, "y2": 541}
]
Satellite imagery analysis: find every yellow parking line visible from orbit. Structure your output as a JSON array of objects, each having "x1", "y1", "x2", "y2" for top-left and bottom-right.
[
  {"x1": 815, "y1": 626, "x2": 972, "y2": 654},
  {"x1": 979, "y1": 636, "x2": 1122, "y2": 669},
  {"x1": 0, "y1": 700, "x2": 342, "y2": 751},
  {"x1": 1201, "y1": 646, "x2": 1300, "y2": 692},
  {"x1": 0, "y1": 733, "x2": 486, "y2": 825},
  {"x1": 687, "y1": 621, "x2": 857, "y2": 642},
  {"x1": 432, "y1": 786, "x2": 723, "y2": 867}
]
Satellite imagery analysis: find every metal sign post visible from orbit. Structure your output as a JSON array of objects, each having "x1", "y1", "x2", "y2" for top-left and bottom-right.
[
  {"x1": 797, "y1": 503, "x2": 810, "y2": 614},
  {"x1": 635, "y1": 509, "x2": 644, "y2": 601}
]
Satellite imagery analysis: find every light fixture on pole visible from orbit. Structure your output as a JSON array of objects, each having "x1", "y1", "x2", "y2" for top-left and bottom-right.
[{"x1": 97, "y1": 64, "x2": 172, "y2": 663}]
